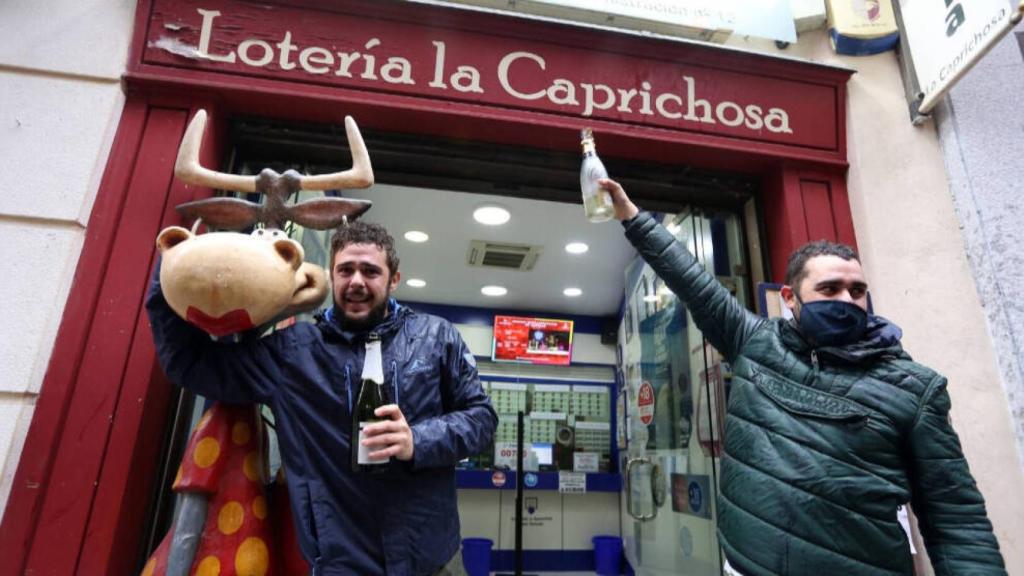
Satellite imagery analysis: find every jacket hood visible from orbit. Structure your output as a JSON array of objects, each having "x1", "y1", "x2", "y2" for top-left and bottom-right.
[
  {"x1": 782, "y1": 314, "x2": 909, "y2": 363},
  {"x1": 315, "y1": 298, "x2": 410, "y2": 342}
]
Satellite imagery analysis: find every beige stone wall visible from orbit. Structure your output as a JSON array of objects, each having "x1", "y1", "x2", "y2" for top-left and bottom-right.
[
  {"x1": 0, "y1": 0, "x2": 134, "y2": 513},
  {"x1": 728, "y1": 29, "x2": 1024, "y2": 573}
]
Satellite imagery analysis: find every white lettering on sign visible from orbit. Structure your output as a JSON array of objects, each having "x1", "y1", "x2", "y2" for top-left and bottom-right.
[
  {"x1": 496, "y1": 49, "x2": 790, "y2": 132},
  {"x1": 188, "y1": 8, "x2": 793, "y2": 135}
]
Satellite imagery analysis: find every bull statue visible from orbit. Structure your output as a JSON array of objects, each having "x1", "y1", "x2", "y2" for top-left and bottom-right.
[{"x1": 142, "y1": 109, "x2": 373, "y2": 576}]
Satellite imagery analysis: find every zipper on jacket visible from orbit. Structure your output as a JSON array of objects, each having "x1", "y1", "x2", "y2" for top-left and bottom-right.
[
  {"x1": 344, "y1": 364, "x2": 352, "y2": 416},
  {"x1": 810, "y1": 349, "x2": 821, "y2": 382},
  {"x1": 391, "y1": 359, "x2": 400, "y2": 407}
]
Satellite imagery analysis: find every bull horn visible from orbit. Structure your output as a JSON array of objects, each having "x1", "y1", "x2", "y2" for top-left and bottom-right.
[
  {"x1": 174, "y1": 109, "x2": 257, "y2": 193},
  {"x1": 299, "y1": 116, "x2": 375, "y2": 191}
]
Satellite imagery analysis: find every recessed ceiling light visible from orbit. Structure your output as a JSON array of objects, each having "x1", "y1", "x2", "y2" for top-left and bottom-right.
[
  {"x1": 563, "y1": 287, "x2": 583, "y2": 297},
  {"x1": 404, "y1": 230, "x2": 429, "y2": 243},
  {"x1": 481, "y1": 285, "x2": 508, "y2": 297},
  {"x1": 406, "y1": 278, "x2": 426, "y2": 288},
  {"x1": 473, "y1": 205, "x2": 511, "y2": 226},
  {"x1": 643, "y1": 295, "x2": 660, "y2": 303},
  {"x1": 565, "y1": 242, "x2": 589, "y2": 254}
]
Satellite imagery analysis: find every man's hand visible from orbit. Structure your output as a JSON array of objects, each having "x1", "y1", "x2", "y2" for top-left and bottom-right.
[
  {"x1": 598, "y1": 178, "x2": 639, "y2": 221},
  {"x1": 361, "y1": 404, "x2": 415, "y2": 461}
]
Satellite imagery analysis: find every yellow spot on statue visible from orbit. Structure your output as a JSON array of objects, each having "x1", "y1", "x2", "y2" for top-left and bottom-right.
[
  {"x1": 235, "y1": 536, "x2": 270, "y2": 576},
  {"x1": 232, "y1": 421, "x2": 251, "y2": 445},
  {"x1": 252, "y1": 495, "x2": 268, "y2": 520},
  {"x1": 141, "y1": 557, "x2": 156, "y2": 576},
  {"x1": 194, "y1": 437, "x2": 221, "y2": 469},
  {"x1": 196, "y1": 555, "x2": 221, "y2": 576},
  {"x1": 243, "y1": 451, "x2": 261, "y2": 482},
  {"x1": 218, "y1": 500, "x2": 245, "y2": 535}
]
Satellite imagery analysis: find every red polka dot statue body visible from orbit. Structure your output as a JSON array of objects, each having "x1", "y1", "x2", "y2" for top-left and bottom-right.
[{"x1": 140, "y1": 109, "x2": 374, "y2": 576}]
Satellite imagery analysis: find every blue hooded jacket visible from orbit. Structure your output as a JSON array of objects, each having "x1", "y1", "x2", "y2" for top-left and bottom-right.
[{"x1": 146, "y1": 274, "x2": 498, "y2": 575}]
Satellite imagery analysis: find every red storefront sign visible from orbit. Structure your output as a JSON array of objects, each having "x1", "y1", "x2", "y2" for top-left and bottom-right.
[{"x1": 143, "y1": 0, "x2": 838, "y2": 151}]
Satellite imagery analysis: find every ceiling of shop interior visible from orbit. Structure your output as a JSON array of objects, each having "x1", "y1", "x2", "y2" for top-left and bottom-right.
[
  {"x1": 355, "y1": 182, "x2": 637, "y2": 317},
  {"x1": 228, "y1": 118, "x2": 756, "y2": 318}
]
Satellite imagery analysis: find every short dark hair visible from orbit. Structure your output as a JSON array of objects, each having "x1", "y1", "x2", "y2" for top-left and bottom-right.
[
  {"x1": 784, "y1": 240, "x2": 859, "y2": 290},
  {"x1": 329, "y1": 221, "x2": 400, "y2": 275}
]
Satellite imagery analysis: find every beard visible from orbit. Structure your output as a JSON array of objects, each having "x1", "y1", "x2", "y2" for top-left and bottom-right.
[{"x1": 335, "y1": 292, "x2": 390, "y2": 332}]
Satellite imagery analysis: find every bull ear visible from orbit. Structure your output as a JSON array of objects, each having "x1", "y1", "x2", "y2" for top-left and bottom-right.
[
  {"x1": 156, "y1": 226, "x2": 193, "y2": 253},
  {"x1": 273, "y1": 238, "x2": 305, "y2": 271},
  {"x1": 287, "y1": 198, "x2": 372, "y2": 230},
  {"x1": 176, "y1": 197, "x2": 262, "y2": 231}
]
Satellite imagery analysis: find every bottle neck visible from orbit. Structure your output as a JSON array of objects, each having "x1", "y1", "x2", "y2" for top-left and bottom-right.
[
  {"x1": 581, "y1": 139, "x2": 596, "y2": 155},
  {"x1": 361, "y1": 338, "x2": 384, "y2": 384}
]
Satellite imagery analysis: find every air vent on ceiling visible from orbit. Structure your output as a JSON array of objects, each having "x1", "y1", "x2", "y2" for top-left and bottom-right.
[{"x1": 467, "y1": 240, "x2": 542, "y2": 271}]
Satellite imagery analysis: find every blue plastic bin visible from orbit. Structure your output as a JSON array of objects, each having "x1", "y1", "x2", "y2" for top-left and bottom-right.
[
  {"x1": 593, "y1": 535, "x2": 623, "y2": 575},
  {"x1": 461, "y1": 537, "x2": 493, "y2": 576}
]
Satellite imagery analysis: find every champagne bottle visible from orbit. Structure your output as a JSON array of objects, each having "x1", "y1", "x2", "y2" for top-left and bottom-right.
[
  {"x1": 579, "y1": 128, "x2": 614, "y2": 223},
  {"x1": 351, "y1": 333, "x2": 390, "y2": 473}
]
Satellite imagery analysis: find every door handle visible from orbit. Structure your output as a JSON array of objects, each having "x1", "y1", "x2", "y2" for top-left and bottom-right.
[{"x1": 625, "y1": 456, "x2": 658, "y2": 521}]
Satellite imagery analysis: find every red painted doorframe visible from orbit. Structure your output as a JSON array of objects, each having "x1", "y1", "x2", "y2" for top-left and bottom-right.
[{"x1": 0, "y1": 1, "x2": 856, "y2": 573}]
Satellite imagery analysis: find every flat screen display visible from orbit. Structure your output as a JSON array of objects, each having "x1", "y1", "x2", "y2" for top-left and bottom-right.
[{"x1": 492, "y1": 315, "x2": 574, "y2": 366}]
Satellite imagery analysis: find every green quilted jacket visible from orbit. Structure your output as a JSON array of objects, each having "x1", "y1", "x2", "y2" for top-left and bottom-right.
[{"x1": 624, "y1": 212, "x2": 1005, "y2": 576}]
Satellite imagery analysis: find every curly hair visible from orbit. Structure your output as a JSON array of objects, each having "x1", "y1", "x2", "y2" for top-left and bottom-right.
[
  {"x1": 784, "y1": 240, "x2": 859, "y2": 290},
  {"x1": 329, "y1": 221, "x2": 400, "y2": 276}
]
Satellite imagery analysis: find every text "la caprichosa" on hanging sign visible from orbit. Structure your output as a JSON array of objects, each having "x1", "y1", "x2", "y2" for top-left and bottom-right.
[{"x1": 186, "y1": 9, "x2": 793, "y2": 135}]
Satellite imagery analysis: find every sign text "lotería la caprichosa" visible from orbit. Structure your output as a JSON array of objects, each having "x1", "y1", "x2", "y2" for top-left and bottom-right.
[{"x1": 192, "y1": 9, "x2": 792, "y2": 134}]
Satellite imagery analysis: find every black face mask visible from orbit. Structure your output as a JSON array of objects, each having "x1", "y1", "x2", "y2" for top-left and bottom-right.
[{"x1": 796, "y1": 296, "x2": 868, "y2": 347}]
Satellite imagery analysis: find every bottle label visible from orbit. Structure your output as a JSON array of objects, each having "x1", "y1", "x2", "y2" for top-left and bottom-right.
[{"x1": 357, "y1": 421, "x2": 386, "y2": 465}]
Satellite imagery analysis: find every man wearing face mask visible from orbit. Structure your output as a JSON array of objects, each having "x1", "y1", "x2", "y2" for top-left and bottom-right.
[
  {"x1": 148, "y1": 221, "x2": 497, "y2": 575},
  {"x1": 600, "y1": 179, "x2": 1005, "y2": 576}
]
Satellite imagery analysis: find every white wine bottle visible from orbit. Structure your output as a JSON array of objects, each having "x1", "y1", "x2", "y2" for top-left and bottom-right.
[
  {"x1": 352, "y1": 333, "x2": 390, "y2": 473},
  {"x1": 579, "y1": 128, "x2": 614, "y2": 223}
]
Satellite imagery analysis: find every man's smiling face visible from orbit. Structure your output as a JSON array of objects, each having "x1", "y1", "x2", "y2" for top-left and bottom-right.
[{"x1": 331, "y1": 242, "x2": 400, "y2": 330}]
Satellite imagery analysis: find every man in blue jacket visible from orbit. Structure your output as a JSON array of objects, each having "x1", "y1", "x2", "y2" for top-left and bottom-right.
[{"x1": 148, "y1": 221, "x2": 498, "y2": 576}]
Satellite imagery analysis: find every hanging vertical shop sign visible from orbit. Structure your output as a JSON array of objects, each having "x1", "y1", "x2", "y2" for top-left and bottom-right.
[{"x1": 897, "y1": 0, "x2": 1023, "y2": 114}]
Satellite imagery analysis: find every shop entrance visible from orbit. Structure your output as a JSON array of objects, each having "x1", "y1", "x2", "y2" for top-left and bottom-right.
[{"x1": 140, "y1": 116, "x2": 763, "y2": 575}]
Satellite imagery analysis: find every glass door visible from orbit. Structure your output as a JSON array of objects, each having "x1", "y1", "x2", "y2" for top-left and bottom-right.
[{"x1": 618, "y1": 207, "x2": 757, "y2": 575}]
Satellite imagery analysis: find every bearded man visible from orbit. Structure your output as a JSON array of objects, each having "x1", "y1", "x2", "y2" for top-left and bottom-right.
[
  {"x1": 148, "y1": 221, "x2": 497, "y2": 576},
  {"x1": 601, "y1": 178, "x2": 1005, "y2": 576}
]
